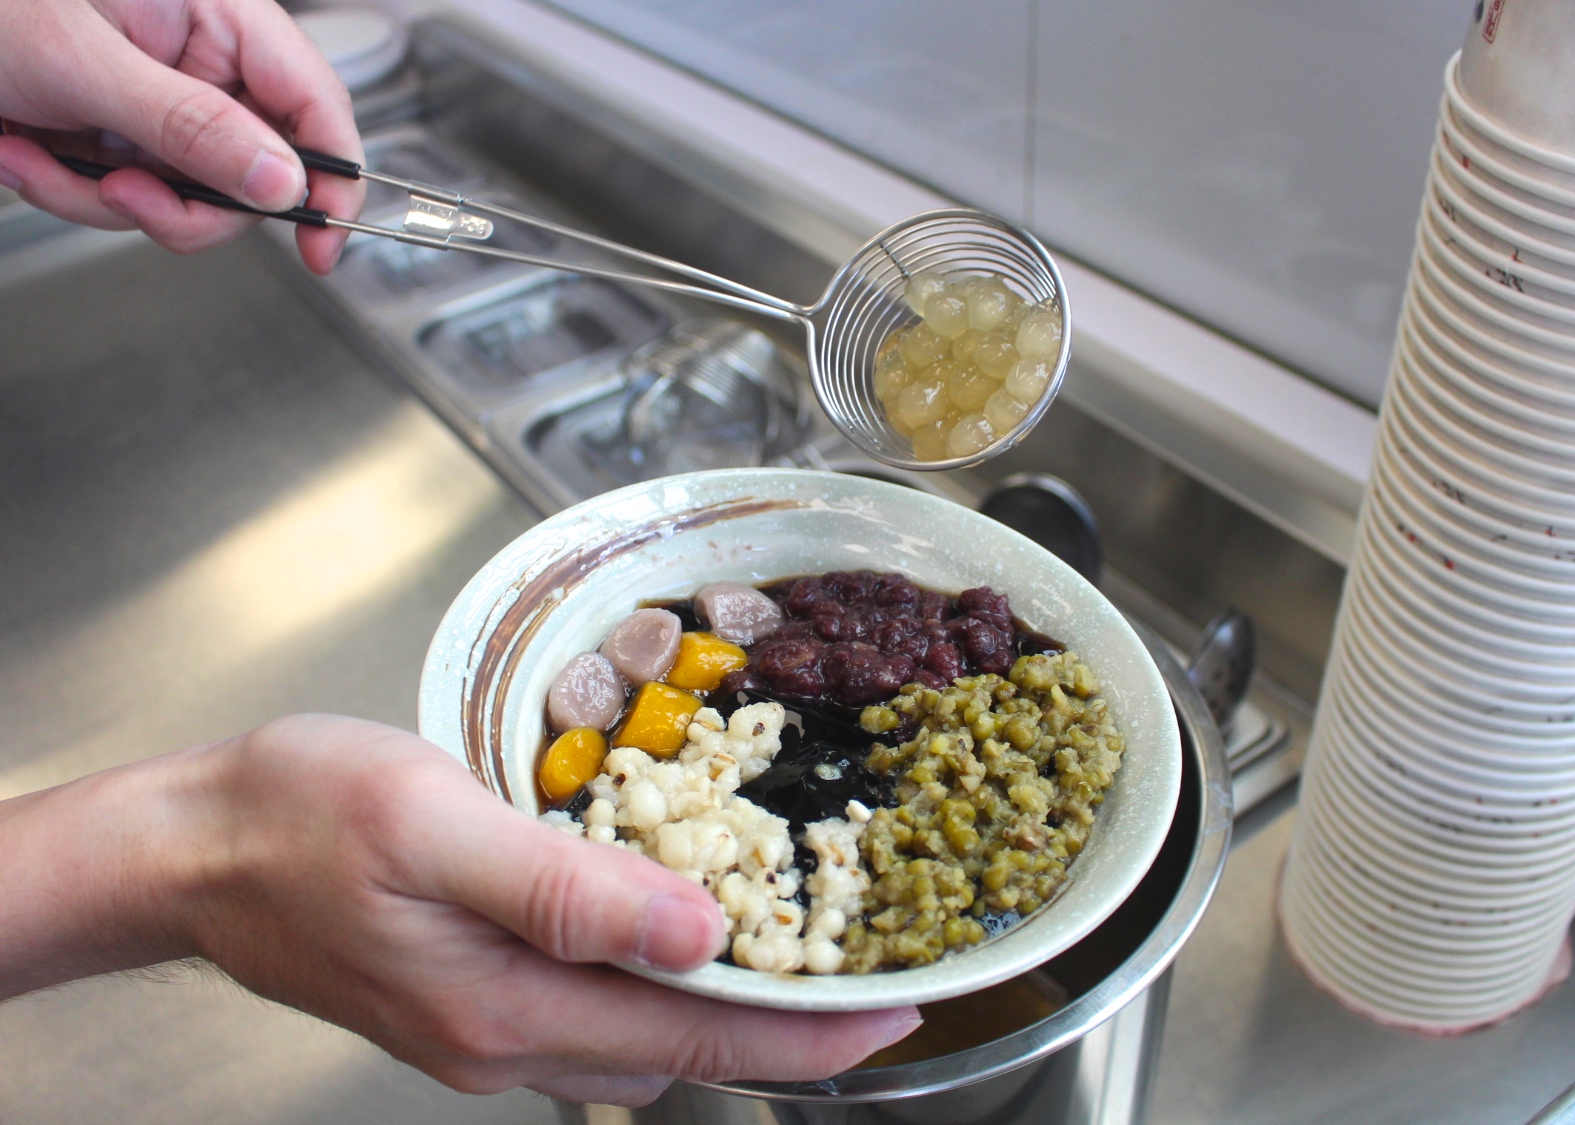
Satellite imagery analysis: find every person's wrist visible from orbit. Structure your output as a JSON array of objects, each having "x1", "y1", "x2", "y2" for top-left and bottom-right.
[
  {"x1": 0, "y1": 741, "x2": 233, "y2": 999},
  {"x1": 129, "y1": 740, "x2": 246, "y2": 969}
]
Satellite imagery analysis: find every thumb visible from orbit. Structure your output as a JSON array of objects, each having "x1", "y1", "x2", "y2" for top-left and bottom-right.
[
  {"x1": 415, "y1": 786, "x2": 728, "y2": 972},
  {"x1": 86, "y1": 34, "x2": 304, "y2": 212}
]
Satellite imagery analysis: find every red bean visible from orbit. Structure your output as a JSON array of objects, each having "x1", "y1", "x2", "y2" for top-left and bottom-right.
[
  {"x1": 718, "y1": 668, "x2": 767, "y2": 694},
  {"x1": 811, "y1": 601, "x2": 849, "y2": 641},
  {"x1": 754, "y1": 636, "x2": 826, "y2": 698},
  {"x1": 918, "y1": 591, "x2": 951, "y2": 621},
  {"x1": 784, "y1": 576, "x2": 827, "y2": 615},
  {"x1": 959, "y1": 586, "x2": 1014, "y2": 632},
  {"x1": 736, "y1": 571, "x2": 1043, "y2": 708},
  {"x1": 872, "y1": 574, "x2": 921, "y2": 609},
  {"x1": 823, "y1": 643, "x2": 905, "y2": 704},
  {"x1": 924, "y1": 642, "x2": 964, "y2": 682}
]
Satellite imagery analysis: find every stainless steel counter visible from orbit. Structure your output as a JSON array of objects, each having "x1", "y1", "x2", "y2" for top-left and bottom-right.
[
  {"x1": 1150, "y1": 801, "x2": 1575, "y2": 1125},
  {"x1": 0, "y1": 232, "x2": 556, "y2": 1124}
]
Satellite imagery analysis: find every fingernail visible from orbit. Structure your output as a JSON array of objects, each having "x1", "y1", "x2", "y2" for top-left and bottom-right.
[
  {"x1": 634, "y1": 894, "x2": 725, "y2": 970},
  {"x1": 0, "y1": 161, "x2": 20, "y2": 192},
  {"x1": 240, "y1": 151, "x2": 303, "y2": 212},
  {"x1": 876, "y1": 1012, "x2": 924, "y2": 1049},
  {"x1": 102, "y1": 195, "x2": 134, "y2": 220}
]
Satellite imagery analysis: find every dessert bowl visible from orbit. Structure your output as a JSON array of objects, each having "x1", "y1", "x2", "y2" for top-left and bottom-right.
[{"x1": 417, "y1": 469, "x2": 1181, "y2": 1011}]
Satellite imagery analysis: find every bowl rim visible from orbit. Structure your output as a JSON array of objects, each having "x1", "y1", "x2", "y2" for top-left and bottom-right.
[{"x1": 417, "y1": 468, "x2": 1182, "y2": 1011}]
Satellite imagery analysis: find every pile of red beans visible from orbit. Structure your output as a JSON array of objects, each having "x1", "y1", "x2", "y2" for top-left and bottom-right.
[{"x1": 719, "y1": 570, "x2": 1060, "y2": 708}]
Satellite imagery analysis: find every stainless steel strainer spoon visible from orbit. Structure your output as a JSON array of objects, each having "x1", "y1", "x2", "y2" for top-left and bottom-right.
[{"x1": 59, "y1": 146, "x2": 1071, "y2": 470}]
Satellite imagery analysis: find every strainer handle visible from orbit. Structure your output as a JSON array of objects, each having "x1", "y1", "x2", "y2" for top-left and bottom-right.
[
  {"x1": 325, "y1": 214, "x2": 808, "y2": 322},
  {"x1": 462, "y1": 197, "x2": 806, "y2": 317},
  {"x1": 43, "y1": 141, "x2": 808, "y2": 322}
]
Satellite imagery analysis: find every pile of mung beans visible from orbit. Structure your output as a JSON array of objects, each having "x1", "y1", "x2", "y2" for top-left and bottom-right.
[{"x1": 844, "y1": 651, "x2": 1124, "y2": 973}]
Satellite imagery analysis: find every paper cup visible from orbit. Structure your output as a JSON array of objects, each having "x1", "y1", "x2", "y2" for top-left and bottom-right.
[
  {"x1": 1420, "y1": 213, "x2": 1575, "y2": 340},
  {"x1": 1411, "y1": 245, "x2": 1575, "y2": 378},
  {"x1": 1294, "y1": 831, "x2": 1575, "y2": 947},
  {"x1": 1319, "y1": 683, "x2": 1575, "y2": 825},
  {"x1": 1417, "y1": 235, "x2": 1575, "y2": 361},
  {"x1": 1302, "y1": 760, "x2": 1575, "y2": 888},
  {"x1": 1439, "y1": 109, "x2": 1575, "y2": 216},
  {"x1": 1452, "y1": 40, "x2": 1575, "y2": 178},
  {"x1": 1392, "y1": 350, "x2": 1575, "y2": 490},
  {"x1": 1373, "y1": 442, "x2": 1575, "y2": 587},
  {"x1": 1400, "y1": 313, "x2": 1575, "y2": 449},
  {"x1": 1411, "y1": 263, "x2": 1575, "y2": 396},
  {"x1": 1421, "y1": 207, "x2": 1575, "y2": 311},
  {"x1": 1282, "y1": 44, "x2": 1575, "y2": 1034},
  {"x1": 1348, "y1": 501, "x2": 1575, "y2": 652},
  {"x1": 1436, "y1": 145, "x2": 1575, "y2": 257},
  {"x1": 1375, "y1": 442, "x2": 1575, "y2": 583},
  {"x1": 1323, "y1": 686, "x2": 1575, "y2": 825},
  {"x1": 1337, "y1": 589, "x2": 1575, "y2": 731},
  {"x1": 1376, "y1": 418, "x2": 1575, "y2": 558},
  {"x1": 1283, "y1": 857, "x2": 1573, "y2": 1008},
  {"x1": 1360, "y1": 513, "x2": 1575, "y2": 661},
  {"x1": 1344, "y1": 560, "x2": 1575, "y2": 696},
  {"x1": 1309, "y1": 725, "x2": 1575, "y2": 865},
  {"x1": 1292, "y1": 828, "x2": 1575, "y2": 943},
  {"x1": 1335, "y1": 636, "x2": 1575, "y2": 759},
  {"x1": 1388, "y1": 407, "x2": 1575, "y2": 534},
  {"x1": 1430, "y1": 146, "x2": 1575, "y2": 275},
  {"x1": 1424, "y1": 198, "x2": 1575, "y2": 315}
]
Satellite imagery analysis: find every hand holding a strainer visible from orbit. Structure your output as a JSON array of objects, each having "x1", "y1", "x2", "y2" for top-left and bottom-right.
[
  {"x1": 0, "y1": 0, "x2": 363, "y2": 273},
  {"x1": 0, "y1": 2, "x2": 1068, "y2": 468},
  {"x1": 0, "y1": 714, "x2": 919, "y2": 1104}
]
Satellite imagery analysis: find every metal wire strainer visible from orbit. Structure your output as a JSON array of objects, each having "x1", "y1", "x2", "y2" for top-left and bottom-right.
[{"x1": 60, "y1": 147, "x2": 1071, "y2": 470}]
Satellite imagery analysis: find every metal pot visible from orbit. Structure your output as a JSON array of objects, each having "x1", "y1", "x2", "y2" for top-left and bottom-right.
[{"x1": 558, "y1": 624, "x2": 1231, "y2": 1125}]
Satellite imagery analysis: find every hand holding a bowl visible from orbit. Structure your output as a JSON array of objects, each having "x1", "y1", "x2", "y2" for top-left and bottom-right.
[{"x1": 0, "y1": 713, "x2": 919, "y2": 1106}]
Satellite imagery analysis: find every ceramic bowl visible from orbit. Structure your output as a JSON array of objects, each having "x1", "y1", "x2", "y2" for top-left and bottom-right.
[{"x1": 417, "y1": 468, "x2": 1181, "y2": 1011}]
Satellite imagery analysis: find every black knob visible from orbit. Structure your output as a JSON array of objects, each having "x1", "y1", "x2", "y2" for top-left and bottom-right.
[{"x1": 978, "y1": 473, "x2": 1103, "y2": 585}]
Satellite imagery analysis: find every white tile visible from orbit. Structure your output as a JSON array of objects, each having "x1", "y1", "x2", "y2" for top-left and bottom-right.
[
  {"x1": 544, "y1": 0, "x2": 1034, "y2": 220},
  {"x1": 1029, "y1": 0, "x2": 1466, "y2": 407}
]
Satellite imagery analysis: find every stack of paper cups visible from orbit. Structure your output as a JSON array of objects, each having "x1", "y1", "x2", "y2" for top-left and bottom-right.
[{"x1": 1281, "y1": 2, "x2": 1575, "y2": 1034}]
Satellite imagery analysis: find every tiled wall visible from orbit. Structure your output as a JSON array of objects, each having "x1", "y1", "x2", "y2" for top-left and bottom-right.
[{"x1": 541, "y1": 0, "x2": 1470, "y2": 408}]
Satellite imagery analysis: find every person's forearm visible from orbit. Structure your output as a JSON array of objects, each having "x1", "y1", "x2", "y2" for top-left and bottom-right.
[{"x1": 0, "y1": 749, "x2": 214, "y2": 1000}]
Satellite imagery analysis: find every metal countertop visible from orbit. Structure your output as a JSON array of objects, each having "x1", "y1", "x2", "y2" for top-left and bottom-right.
[
  {"x1": 0, "y1": 233, "x2": 555, "y2": 1124},
  {"x1": 1150, "y1": 802, "x2": 1575, "y2": 1125}
]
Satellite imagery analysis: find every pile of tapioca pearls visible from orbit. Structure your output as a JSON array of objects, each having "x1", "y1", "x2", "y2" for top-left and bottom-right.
[{"x1": 875, "y1": 271, "x2": 1063, "y2": 461}]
